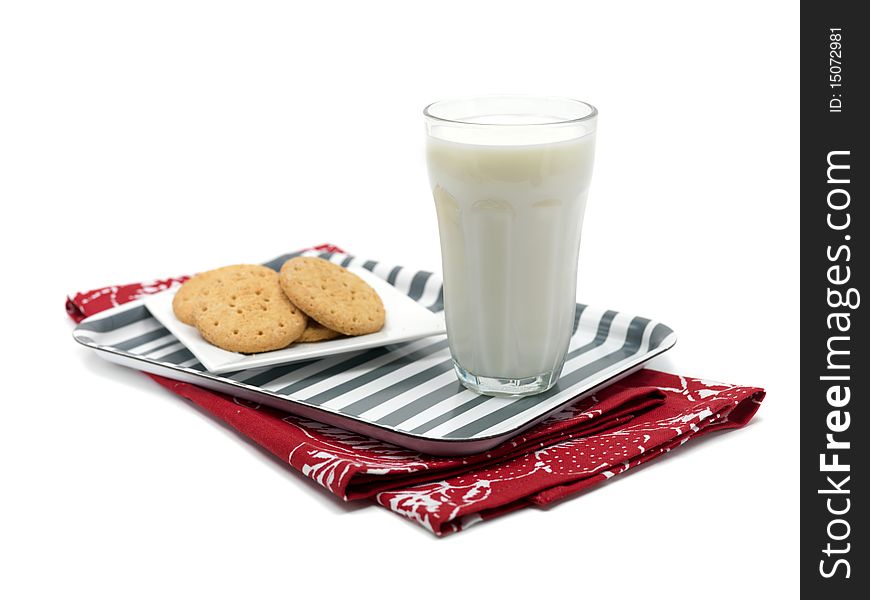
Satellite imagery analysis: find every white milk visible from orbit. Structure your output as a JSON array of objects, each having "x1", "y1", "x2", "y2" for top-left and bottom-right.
[{"x1": 426, "y1": 132, "x2": 595, "y2": 381}]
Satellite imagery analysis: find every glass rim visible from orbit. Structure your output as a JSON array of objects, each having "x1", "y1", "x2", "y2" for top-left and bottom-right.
[{"x1": 423, "y1": 95, "x2": 597, "y2": 127}]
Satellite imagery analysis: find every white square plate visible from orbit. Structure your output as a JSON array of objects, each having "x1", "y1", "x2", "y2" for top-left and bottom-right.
[{"x1": 144, "y1": 268, "x2": 446, "y2": 374}]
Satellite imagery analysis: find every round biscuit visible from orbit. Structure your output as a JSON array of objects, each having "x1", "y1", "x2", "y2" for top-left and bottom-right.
[
  {"x1": 194, "y1": 271, "x2": 307, "y2": 353},
  {"x1": 297, "y1": 320, "x2": 344, "y2": 343},
  {"x1": 279, "y1": 257, "x2": 385, "y2": 336},
  {"x1": 172, "y1": 264, "x2": 276, "y2": 326}
]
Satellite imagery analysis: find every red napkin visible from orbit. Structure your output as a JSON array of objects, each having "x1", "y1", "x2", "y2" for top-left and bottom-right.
[{"x1": 67, "y1": 245, "x2": 765, "y2": 535}]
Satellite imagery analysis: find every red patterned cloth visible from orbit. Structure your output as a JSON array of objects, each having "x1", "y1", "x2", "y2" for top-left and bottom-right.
[{"x1": 67, "y1": 245, "x2": 765, "y2": 535}]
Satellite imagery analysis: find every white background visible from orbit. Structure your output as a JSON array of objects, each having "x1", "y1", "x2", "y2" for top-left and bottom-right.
[{"x1": 1, "y1": 1, "x2": 799, "y2": 598}]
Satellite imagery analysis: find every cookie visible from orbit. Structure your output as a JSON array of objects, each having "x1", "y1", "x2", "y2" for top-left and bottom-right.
[
  {"x1": 297, "y1": 320, "x2": 343, "y2": 343},
  {"x1": 194, "y1": 270, "x2": 307, "y2": 353},
  {"x1": 279, "y1": 257, "x2": 385, "y2": 336},
  {"x1": 172, "y1": 264, "x2": 276, "y2": 326}
]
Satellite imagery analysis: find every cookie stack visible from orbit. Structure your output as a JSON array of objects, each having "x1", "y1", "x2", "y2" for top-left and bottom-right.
[{"x1": 172, "y1": 257, "x2": 385, "y2": 353}]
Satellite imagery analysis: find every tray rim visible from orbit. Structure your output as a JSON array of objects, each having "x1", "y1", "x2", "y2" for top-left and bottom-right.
[{"x1": 73, "y1": 297, "x2": 677, "y2": 456}]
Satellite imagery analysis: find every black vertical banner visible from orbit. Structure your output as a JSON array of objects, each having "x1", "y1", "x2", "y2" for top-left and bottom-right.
[{"x1": 802, "y1": 2, "x2": 867, "y2": 596}]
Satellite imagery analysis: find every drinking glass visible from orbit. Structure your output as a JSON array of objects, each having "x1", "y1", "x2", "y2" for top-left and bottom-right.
[{"x1": 424, "y1": 96, "x2": 597, "y2": 397}]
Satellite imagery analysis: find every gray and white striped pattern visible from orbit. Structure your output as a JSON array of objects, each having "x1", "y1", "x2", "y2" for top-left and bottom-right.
[{"x1": 75, "y1": 250, "x2": 676, "y2": 442}]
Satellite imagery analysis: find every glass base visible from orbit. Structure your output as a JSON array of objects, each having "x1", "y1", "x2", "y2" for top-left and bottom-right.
[{"x1": 453, "y1": 361, "x2": 561, "y2": 398}]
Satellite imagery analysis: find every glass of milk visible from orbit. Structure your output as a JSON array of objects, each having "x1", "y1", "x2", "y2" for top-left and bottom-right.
[{"x1": 424, "y1": 96, "x2": 597, "y2": 397}]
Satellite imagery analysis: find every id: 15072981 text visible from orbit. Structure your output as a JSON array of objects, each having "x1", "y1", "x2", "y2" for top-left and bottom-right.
[{"x1": 829, "y1": 28, "x2": 844, "y2": 113}]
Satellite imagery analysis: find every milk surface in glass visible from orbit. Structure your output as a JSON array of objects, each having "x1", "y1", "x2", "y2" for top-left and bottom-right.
[{"x1": 425, "y1": 97, "x2": 597, "y2": 397}]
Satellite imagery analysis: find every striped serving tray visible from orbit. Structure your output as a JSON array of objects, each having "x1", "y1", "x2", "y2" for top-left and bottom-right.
[{"x1": 73, "y1": 250, "x2": 677, "y2": 455}]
